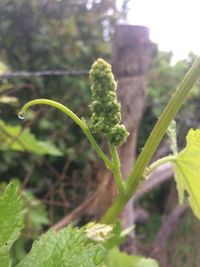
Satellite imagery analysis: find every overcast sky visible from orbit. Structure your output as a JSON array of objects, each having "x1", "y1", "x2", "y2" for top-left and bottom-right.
[{"x1": 126, "y1": 0, "x2": 200, "y2": 62}]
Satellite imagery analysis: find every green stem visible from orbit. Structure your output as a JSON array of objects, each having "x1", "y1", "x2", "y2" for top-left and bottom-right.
[
  {"x1": 146, "y1": 155, "x2": 176, "y2": 176},
  {"x1": 109, "y1": 143, "x2": 126, "y2": 194},
  {"x1": 101, "y1": 155, "x2": 177, "y2": 224},
  {"x1": 101, "y1": 55, "x2": 200, "y2": 224},
  {"x1": 100, "y1": 194, "x2": 129, "y2": 224},
  {"x1": 81, "y1": 120, "x2": 113, "y2": 170},
  {"x1": 19, "y1": 99, "x2": 112, "y2": 170}
]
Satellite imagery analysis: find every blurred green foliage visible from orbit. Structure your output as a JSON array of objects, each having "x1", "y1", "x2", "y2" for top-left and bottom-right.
[
  {"x1": 0, "y1": 0, "x2": 124, "y2": 221},
  {"x1": 0, "y1": 119, "x2": 63, "y2": 156},
  {"x1": 11, "y1": 189, "x2": 49, "y2": 265},
  {"x1": 138, "y1": 50, "x2": 200, "y2": 153},
  {"x1": 104, "y1": 247, "x2": 158, "y2": 267},
  {"x1": 166, "y1": 211, "x2": 200, "y2": 267},
  {"x1": 0, "y1": 2, "x2": 126, "y2": 260}
]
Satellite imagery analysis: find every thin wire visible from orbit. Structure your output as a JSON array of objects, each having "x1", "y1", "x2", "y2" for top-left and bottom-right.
[{"x1": 0, "y1": 69, "x2": 89, "y2": 78}]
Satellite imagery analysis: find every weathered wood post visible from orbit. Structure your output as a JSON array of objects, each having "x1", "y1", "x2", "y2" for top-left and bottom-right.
[{"x1": 113, "y1": 24, "x2": 155, "y2": 228}]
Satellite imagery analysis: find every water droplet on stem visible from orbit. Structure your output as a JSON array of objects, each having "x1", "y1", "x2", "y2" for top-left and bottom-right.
[{"x1": 18, "y1": 111, "x2": 26, "y2": 120}]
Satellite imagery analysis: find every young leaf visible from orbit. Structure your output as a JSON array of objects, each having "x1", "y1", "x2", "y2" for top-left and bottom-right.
[
  {"x1": 86, "y1": 223, "x2": 113, "y2": 242},
  {"x1": 103, "y1": 222, "x2": 126, "y2": 250},
  {"x1": 104, "y1": 247, "x2": 158, "y2": 267},
  {"x1": 0, "y1": 181, "x2": 24, "y2": 267},
  {"x1": 173, "y1": 129, "x2": 200, "y2": 218},
  {"x1": 17, "y1": 225, "x2": 107, "y2": 267}
]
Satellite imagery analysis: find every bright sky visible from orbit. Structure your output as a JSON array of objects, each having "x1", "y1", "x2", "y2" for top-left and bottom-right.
[{"x1": 126, "y1": 0, "x2": 200, "y2": 62}]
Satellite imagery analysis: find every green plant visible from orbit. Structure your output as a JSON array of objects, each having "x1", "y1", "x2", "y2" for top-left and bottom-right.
[{"x1": 2, "y1": 56, "x2": 200, "y2": 266}]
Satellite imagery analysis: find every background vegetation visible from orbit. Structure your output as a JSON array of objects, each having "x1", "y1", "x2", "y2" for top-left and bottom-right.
[{"x1": 0, "y1": 0, "x2": 200, "y2": 266}]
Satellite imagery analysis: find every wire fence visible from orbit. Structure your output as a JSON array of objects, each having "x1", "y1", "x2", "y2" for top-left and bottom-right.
[{"x1": 0, "y1": 69, "x2": 89, "y2": 78}]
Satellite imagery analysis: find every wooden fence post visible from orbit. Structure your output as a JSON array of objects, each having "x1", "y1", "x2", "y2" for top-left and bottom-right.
[{"x1": 113, "y1": 24, "x2": 155, "y2": 229}]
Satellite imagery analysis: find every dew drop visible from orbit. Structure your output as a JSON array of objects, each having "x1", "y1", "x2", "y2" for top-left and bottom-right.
[{"x1": 18, "y1": 111, "x2": 26, "y2": 120}]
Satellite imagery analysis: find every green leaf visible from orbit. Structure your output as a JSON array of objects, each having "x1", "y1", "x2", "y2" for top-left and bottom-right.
[
  {"x1": 104, "y1": 247, "x2": 158, "y2": 267},
  {"x1": 173, "y1": 129, "x2": 200, "y2": 219},
  {"x1": 0, "y1": 181, "x2": 24, "y2": 267},
  {"x1": 38, "y1": 141, "x2": 63, "y2": 156},
  {"x1": 17, "y1": 225, "x2": 107, "y2": 267},
  {"x1": 0, "y1": 120, "x2": 62, "y2": 156},
  {"x1": 0, "y1": 253, "x2": 9, "y2": 267}
]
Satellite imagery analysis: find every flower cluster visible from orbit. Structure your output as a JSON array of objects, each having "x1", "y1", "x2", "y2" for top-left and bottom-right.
[{"x1": 89, "y1": 58, "x2": 129, "y2": 146}]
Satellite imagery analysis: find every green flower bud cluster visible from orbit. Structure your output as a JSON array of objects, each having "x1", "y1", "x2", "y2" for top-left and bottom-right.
[{"x1": 89, "y1": 58, "x2": 129, "y2": 146}]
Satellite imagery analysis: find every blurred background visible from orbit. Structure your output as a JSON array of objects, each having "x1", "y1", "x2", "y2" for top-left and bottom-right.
[{"x1": 0, "y1": 1, "x2": 200, "y2": 266}]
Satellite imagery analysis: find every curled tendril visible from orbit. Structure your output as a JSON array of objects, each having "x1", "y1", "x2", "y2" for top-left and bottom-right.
[
  {"x1": 18, "y1": 99, "x2": 113, "y2": 170},
  {"x1": 89, "y1": 58, "x2": 129, "y2": 146}
]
